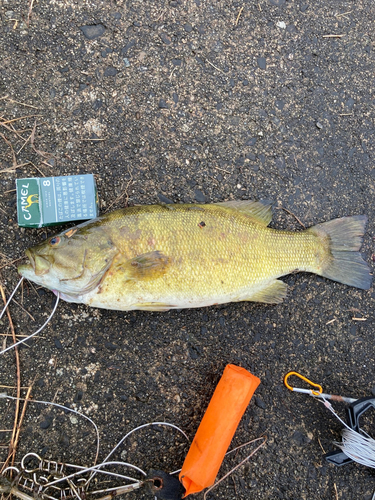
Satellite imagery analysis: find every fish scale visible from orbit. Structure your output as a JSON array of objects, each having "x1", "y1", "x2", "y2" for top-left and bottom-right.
[{"x1": 18, "y1": 200, "x2": 371, "y2": 311}]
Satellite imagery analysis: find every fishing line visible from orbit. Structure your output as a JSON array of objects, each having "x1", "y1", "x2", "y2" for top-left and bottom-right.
[
  {"x1": 0, "y1": 292, "x2": 59, "y2": 355},
  {"x1": 0, "y1": 277, "x2": 24, "y2": 320},
  {"x1": 87, "y1": 421, "x2": 189, "y2": 485},
  {"x1": 40, "y1": 460, "x2": 146, "y2": 489},
  {"x1": 285, "y1": 371, "x2": 375, "y2": 470},
  {"x1": 0, "y1": 391, "x2": 100, "y2": 466},
  {"x1": 319, "y1": 397, "x2": 375, "y2": 469}
]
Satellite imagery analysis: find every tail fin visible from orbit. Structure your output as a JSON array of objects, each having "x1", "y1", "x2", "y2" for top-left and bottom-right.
[{"x1": 308, "y1": 215, "x2": 372, "y2": 290}]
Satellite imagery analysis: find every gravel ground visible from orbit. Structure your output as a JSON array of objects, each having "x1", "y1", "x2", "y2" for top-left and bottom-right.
[{"x1": 0, "y1": 1, "x2": 374, "y2": 499}]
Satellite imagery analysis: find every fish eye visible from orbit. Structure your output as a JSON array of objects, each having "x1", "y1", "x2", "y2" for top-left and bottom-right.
[{"x1": 50, "y1": 236, "x2": 61, "y2": 247}]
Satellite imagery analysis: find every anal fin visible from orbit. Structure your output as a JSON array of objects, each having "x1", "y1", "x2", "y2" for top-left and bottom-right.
[{"x1": 245, "y1": 280, "x2": 287, "y2": 304}]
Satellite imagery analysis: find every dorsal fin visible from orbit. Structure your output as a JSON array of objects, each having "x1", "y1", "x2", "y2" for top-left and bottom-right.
[{"x1": 216, "y1": 200, "x2": 273, "y2": 226}]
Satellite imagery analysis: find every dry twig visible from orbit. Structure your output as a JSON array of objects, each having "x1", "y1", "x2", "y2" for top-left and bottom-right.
[
  {"x1": 205, "y1": 58, "x2": 224, "y2": 74},
  {"x1": 334, "y1": 482, "x2": 339, "y2": 500},
  {"x1": 277, "y1": 206, "x2": 306, "y2": 228},
  {"x1": 0, "y1": 115, "x2": 41, "y2": 126},
  {"x1": 0, "y1": 96, "x2": 38, "y2": 109},
  {"x1": 0, "y1": 283, "x2": 21, "y2": 472},
  {"x1": 235, "y1": 6, "x2": 244, "y2": 26},
  {"x1": 27, "y1": 0, "x2": 35, "y2": 27},
  {"x1": 105, "y1": 169, "x2": 134, "y2": 211}
]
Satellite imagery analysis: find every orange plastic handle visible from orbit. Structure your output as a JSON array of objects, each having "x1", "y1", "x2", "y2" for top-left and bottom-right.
[{"x1": 179, "y1": 364, "x2": 260, "y2": 496}]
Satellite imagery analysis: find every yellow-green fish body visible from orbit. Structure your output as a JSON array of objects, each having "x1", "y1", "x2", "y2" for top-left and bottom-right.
[{"x1": 18, "y1": 201, "x2": 371, "y2": 311}]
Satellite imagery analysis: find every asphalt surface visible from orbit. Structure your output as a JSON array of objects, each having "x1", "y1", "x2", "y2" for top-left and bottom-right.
[{"x1": 0, "y1": 1, "x2": 374, "y2": 499}]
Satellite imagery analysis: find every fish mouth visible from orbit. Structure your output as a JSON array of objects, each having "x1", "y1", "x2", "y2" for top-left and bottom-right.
[
  {"x1": 25, "y1": 249, "x2": 35, "y2": 271},
  {"x1": 24, "y1": 249, "x2": 50, "y2": 276}
]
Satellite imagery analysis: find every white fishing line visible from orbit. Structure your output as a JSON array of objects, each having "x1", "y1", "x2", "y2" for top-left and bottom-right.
[
  {"x1": 0, "y1": 391, "x2": 100, "y2": 465},
  {"x1": 0, "y1": 292, "x2": 59, "y2": 355},
  {"x1": 87, "y1": 421, "x2": 189, "y2": 485},
  {"x1": 0, "y1": 277, "x2": 24, "y2": 320},
  {"x1": 319, "y1": 397, "x2": 375, "y2": 469},
  {"x1": 41, "y1": 461, "x2": 146, "y2": 489},
  {"x1": 335, "y1": 428, "x2": 375, "y2": 468}
]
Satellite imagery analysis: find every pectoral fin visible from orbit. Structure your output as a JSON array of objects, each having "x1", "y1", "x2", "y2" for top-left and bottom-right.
[
  {"x1": 245, "y1": 280, "x2": 287, "y2": 304},
  {"x1": 115, "y1": 251, "x2": 170, "y2": 281}
]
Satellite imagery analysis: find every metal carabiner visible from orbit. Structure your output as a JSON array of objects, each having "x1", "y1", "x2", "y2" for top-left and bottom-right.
[{"x1": 284, "y1": 371, "x2": 323, "y2": 396}]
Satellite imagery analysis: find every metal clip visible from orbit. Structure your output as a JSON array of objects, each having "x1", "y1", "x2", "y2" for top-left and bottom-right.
[{"x1": 284, "y1": 371, "x2": 323, "y2": 396}]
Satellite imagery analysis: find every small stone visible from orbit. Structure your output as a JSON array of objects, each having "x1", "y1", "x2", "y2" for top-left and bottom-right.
[
  {"x1": 242, "y1": 79, "x2": 249, "y2": 86},
  {"x1": 59, "y1": 435, "x2": 70, "y2": 447},
  {"x1": 135, "y1": 391, "x2": 148, "y2": 402},
  {"x1": 257, "y1": 57, "x2": 266, "y2": 70},
  {"x1": 316, "y1": 121, "x2": 323, "y2": 129},
  {"x1": 188, "y1": 346, "x2": 200, "y2": 359},
  {"x1": 245, "y1": 137, "x2": 257, "y2": 146},
  {"x1": 172, "y1": 58, "x2": 182, "y2": 66},
  {"x1": 194, "y1": 189, "x2": 206, "y2": 203},
  {"x1": 80, "y1": 24, "x2": 105, "y2": 40},
  {"x1": 292, "y1": 430, "x2": 311, "y2": 446},
  {"x1": 276, "y1": 21, "x2": 286, "y2": 29},
  {"x1": 158, "y1": 193, "x2": 174, "y2": 204},
  {"x1": 158, "y1": 99, "x2": 168, "y2": 109},
  {"x1": 105, "y1": 341, "x2": 118, "y2": 350},
  {"x1": 345, "y1": 97, "x2": 355, "y2": 109},
  {"x1": 54, "y1": 339, "x2": 63, "y2": 349},
  {"x1": 184, "y1": 23, "x2": 193, "y2": 32},
  {"x1": 74, "y1": 390, "x2": 83, "y2": 403},
  {"x1": 172, "y1": 93, "x2": 179, "y2": 103},
  {"x1": 104, "y1": 67, "x2": 117, "y2": 77},
  {"x1": 113, "y1": 12, "x2": 122, "y2": 20},
  {"x1": 160, "y1": 33, "x2": 172, "y2": 45},
  {"x1": 123, "y1": 57, "x2": 130, "y2": 67},
  {"x1": 300, "y1": 3, "x2": 309, "y2": 12},
  {"x1": 269, "y1": 0, "x2": 286, "y2": 5},
  {"x1": 92, "y1": 99, "x2": 103, "y2": 110},
  {"x1": 40, "y1": 416, "x2": 53, "y2": 430},
  {"x1": 255, "y1": 396, "x2": 266, "y2": 409},
  {"x1": 275, "y1": 99, "x2": 285, "y2": 110},
  {"x1": 121, "y1": 40, "x2": 136, "y2": 55}
]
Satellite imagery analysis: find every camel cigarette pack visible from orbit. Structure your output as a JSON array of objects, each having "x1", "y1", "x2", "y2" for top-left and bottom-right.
[{"x1": 16, "y1": 174, "x2": 98, "y2": 228}]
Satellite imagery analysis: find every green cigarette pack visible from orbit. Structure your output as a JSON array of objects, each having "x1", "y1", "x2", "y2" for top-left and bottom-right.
[{"x1": 16, "y1": 174, "x2": 99, "y2": 228}]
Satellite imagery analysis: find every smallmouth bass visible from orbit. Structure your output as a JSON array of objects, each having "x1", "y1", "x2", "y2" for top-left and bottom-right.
[{"x1": 18, "y1": 200, "x2": 372, "y2": 311}]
